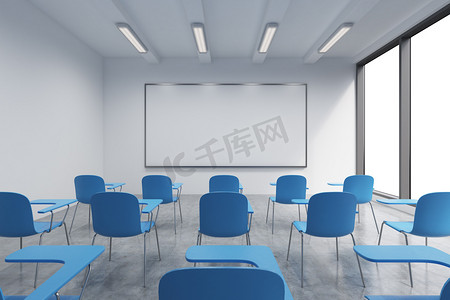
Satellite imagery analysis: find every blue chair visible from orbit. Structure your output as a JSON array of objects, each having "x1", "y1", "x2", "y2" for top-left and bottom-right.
[
  {"x1": 378, "y1": 192, "x2": 450, "y2": 287},
  {"x1": 209, "y1": 175, "x2": 240, "y2": 193},
  {"x1": 159, "y1": 267, "x2": 285, "y2": 300},
  {"x1": 209, "y1": 175, "x2": 254, "y2": 230},
  {"x1": 287, "y1": 192, "x2": 365, "y2": 287},
  {"x1": 266, "y1": 175, "x2": 308, "y2": 234},
  {"x1": 70, "y1": 175, "x2": 105, "y2": 234},
  {"x1": 142, "y1": 175, "x2": 181, "y2": 234},
  {"x1": 197, "y1": 192, "x2": 250, "y2": 246},
  {"x1": 343, "y1": 175, "x2": 379, "y2": 234},
  {"x1": 365, "y1": 277, "x2": 450, "y2": 299},
  {"x1": 0, "y1": 192, "x2": 71, "y2": 288},
  {"x1": 90, "y1": 192, "x2": 160, "y2": 287}
]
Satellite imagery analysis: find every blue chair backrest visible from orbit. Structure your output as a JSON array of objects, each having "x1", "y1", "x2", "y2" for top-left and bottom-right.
[
  {"x1": 275, "y1": 175, "x2": 307, "y2": 204},
  {"x1": 209, "y1": 175, "x2": 240, "y2": 193},
  {"x1": 343, "y1": 175, "x2": 374, "y2": 204},
  {"x1": 159, "y1": 267, "x2": 284, "y2": 300},
  {"x1": 306, "y1": 192, "x2": 357, "y2": 237},
  {"x1": 440, "y1": 278, "x2": 450, "y2": 300},
  {"x1": 90, "y1": 192, "x2": 142, "y2": 237},
  {"x1": 74, "y1": 175, "x2": 105, "y2": 204},
  {"x1": 199, "y1": 192, "x2": 248, "y2": 237},
  {"x1": 411, "y1": 192, "x2": 450, "y2": 237},
  {"x1": 0, "y1": 192, "x2": 37, "y2": 237},
  {"x1": 142, "y1": 175, "x2": 173, "y2": 204}
]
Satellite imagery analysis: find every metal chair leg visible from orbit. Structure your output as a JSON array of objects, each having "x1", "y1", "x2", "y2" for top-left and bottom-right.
[
  {"x1": 173, "y1": 202, "x2": 177, "y2": 234},
  {"x1": 155, "y1": 225, "x2": 161, "y2": 261},
  {"x1": 425, "y1": 237, "x2": 428, "y2": 246},
  {"x1": 143, "y1": 233, "x2": 147, "y2": 287},
  {"x1": 63, "y1": 222, "x2": 70, "y2": 245},
  {"x1": 79, "y1": 264, "x2": 91, "y2": 300},
  {"x1": 403, "y1": 233, "x2": 413, "y2": 287},
  {"x1": 357, "y1": 204, "x2": 361, "y2": 223},
  {"x1": 378, "y1": 221, "x2": 386, "y2": 245},
  {"x1": 109, "y1": 237, "x2": 112, "y2": 261},
  {"x1": 91, "y1": 233, "x2": 97, "y2": 246},
  {"x1": 336, "y1": 237, "x2": 339, "y2": 261},
  {"x1": 369, "y1": 202, "x2": 379, "y2": 234},
  {"x1": 298, "y1": 204, "x2": 301, "y2": 221},
  {"x1": 350, "y1": 233, "x2": 366, "y2": 287},
  {"x1": 20, "y1": 237, "x2": 23, "y2": 249},
  {"x1": 301, "y1": 232, "x2": 304, "y2": 288},
  {"x1": 69, "y1": 202, "x2": 79, "y2": 234},
  {"x1": 287, "y1": 222, "x2": 294, "y2": 260},
  {"x1": 88, "y1": 207, "x2": 91, "y2": 231},
  {"x1": 194, "y1": 232, "x2": 202, "y2": 267},
  {"x1": 272, "y1": 202, "x2": 275, "y2": 234},
  {"x1": 266, "y1": 197, "x2": 271, "y2": 223},
  {"x1": 34, "y1": 232, "x2": 46, "y2": 288},
  {"x1": 178, "y1": 199, "x2": 183, "y2": 223}
]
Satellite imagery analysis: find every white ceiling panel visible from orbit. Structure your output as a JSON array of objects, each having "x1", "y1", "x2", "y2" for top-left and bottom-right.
[{"x1": 29, "y1": 0, "x2": 450, "y2": 63}]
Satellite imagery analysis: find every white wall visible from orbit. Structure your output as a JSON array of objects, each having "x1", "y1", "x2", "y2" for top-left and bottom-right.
[
  {"x1": 0, "y1": 0, "x2": 104, "y2": 199},
  {"x1": 104, "y1": 58, "x2": 356, "y2": 195}
]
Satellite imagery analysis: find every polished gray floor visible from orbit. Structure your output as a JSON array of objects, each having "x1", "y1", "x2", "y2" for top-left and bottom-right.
[{"x1": 0, "y1": 194, "x2": 449, "y2": 299}]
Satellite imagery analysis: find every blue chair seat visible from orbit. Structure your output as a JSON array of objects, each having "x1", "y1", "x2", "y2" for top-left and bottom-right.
[
  {"x1": 34, "y1": 221, "x2": 64, "y2": 234},
  {"x1": 140, "y1": 221, "x2": 155, "y2": 233},
  {"x1": 293, "y1": 221, "x2": 306, "y2": 233},
  {"x1": 385, "y1": 221, "x2": 413, "y2": 233}
]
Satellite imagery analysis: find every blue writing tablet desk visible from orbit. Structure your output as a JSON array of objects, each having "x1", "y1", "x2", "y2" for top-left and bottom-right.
[
  {"x1": 376, "y1": 199, "x2": 418, "y2": 205},
  {"x1": 5, "y1": 245, "x2": 105, "y2": 300},
  {"x1": 186, "y1": 245, "x2": 293, "y2": 300},
  {"x1": 138, "y1": 199, "x2": 163, "y2": 214},
  {"x1": 105, "y1": 183, "x2": 125, "y2": 192},
  {"x1": 353, "y1": 245, "x2": 450, "y2": 267},
  {"x1": 30, "y1": 199, "x2": 77, "y2": 214},
  {"x1": 327, "y1": 182, "x2": 344, "y2": 187}
]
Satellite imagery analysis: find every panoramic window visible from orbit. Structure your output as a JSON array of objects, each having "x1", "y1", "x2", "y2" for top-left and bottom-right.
[
  {"x1": 364, "y1": 46, "x2": 399, "y2": 196},
  {"x1": 411, "y1": 15, "x2": 450, "y2": 199}
]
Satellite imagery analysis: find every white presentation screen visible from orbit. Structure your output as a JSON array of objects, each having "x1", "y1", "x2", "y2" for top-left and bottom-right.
[{"x1": 145, "y1": 84, "x2": 307, "y2": 167}]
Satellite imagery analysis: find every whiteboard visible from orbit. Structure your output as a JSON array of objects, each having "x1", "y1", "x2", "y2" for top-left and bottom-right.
[{"x1": 145, "y1": 84, "x2": 307, "y2": 167}]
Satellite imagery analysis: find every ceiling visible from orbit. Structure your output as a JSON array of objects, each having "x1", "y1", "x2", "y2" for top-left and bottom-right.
[{"x1": 30, "y1": 0, "x2": 450, "y2": 64}]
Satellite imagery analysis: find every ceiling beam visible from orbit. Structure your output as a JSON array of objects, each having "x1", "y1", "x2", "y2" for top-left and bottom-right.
[
  {"x1": 93, "y1": 0, "x2": 159, "y2": 63},
  {"x1": 303, "y1": 0, "x2": 379, "y2": 64},
  {"x1": 181, "y1": 0, "x2": 211, "y2": 63},
  {"x1": 252, "y1": 0, "x2": 292, "y2": 64}
]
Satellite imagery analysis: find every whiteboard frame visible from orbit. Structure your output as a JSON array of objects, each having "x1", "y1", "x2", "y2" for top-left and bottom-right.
[{"x1": 144, "y1": 83, "x2": 307, "y2": 168}]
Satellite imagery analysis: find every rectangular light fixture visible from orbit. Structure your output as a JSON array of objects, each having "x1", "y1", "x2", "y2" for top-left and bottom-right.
[
  {"x1": 318, "y1": 23, "x2": 353, "y2": 54},
  {"x1": 258, "y1": 23, "x2": 278, "y2": 53},
  {"x1": 192, "y1": 23, "x2": 208, "y2": 53},
  {"x1": 116, "y1": 23, "x2": 148, "y2": 53}
]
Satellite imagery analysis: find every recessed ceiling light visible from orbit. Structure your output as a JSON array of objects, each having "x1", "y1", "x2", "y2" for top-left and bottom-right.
[
  {"x1": 258, "y1": 23, "x2": 278, "y2": 53},
  {"x1": 318, "y1": 23, "x2": 353, "y2": 53},
  {"x1": 116, "y1": 23, "x2": 148, "y2": 53},
  {"x1": 192, "y1": 23, "x2": 208, "y2": 53}
]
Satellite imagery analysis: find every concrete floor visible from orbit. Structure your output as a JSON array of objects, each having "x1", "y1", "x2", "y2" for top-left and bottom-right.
[{"x1": 0, "y1": 194, "x2": 449, "y2": 299}]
